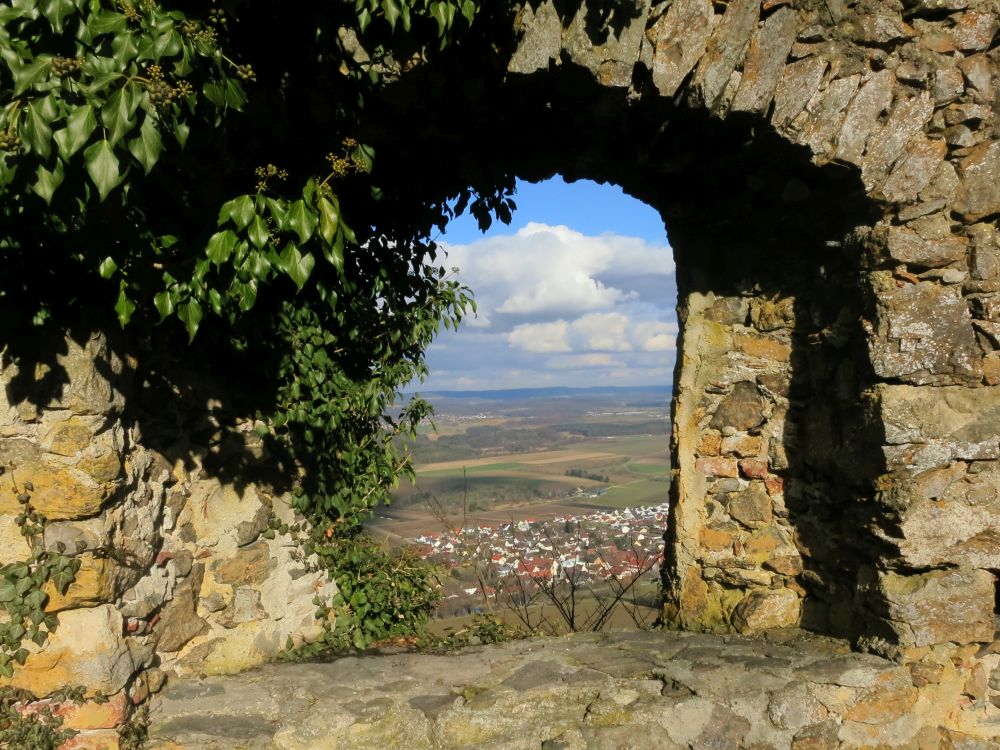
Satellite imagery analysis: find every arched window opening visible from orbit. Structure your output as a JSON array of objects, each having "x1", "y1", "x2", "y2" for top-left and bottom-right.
[{"x1": 372, "y1": 176, "x2": 677, "y2": 633}]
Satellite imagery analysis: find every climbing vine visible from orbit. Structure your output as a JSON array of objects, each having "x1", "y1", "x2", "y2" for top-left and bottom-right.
[
  {"x1": 1, "y1": 0, "x2": 505, "y2": 657},
  {"x1": 0, "y1": 468, "x2": 80, "y2": 680}
]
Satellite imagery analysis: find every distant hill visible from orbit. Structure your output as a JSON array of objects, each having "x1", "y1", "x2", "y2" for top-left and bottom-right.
[{"x1": 404, "y1": 385, "x2": 671, "y2": 401}]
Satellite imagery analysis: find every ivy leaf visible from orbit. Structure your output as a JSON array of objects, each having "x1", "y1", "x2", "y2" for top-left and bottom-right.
[
  {"x1": 460, "y1": 0, "x2": 476, "y2": 23},
  {"x1": 178, "y1": 298, "x2": 203, "y2": 341},
  {"x1": 41, "y1": 0, "x2": 77, "y2": 33},
  {"x1": 317, "y1": 196, "x2": 340, "y2": 245},
  {"x1": 279, "y1": 244, "x2": 315, "y2": 291},
  {"x1": 83, "y1": 139, "x2": 123, "y2": 201},
  {"x1": 53, "y1": 104, "x2": 97, "y2": 158},
  {"x1": 98, "y1": 256, "x2": 118, "y2": 279},
  {"x1": 21, "y1": 102, "x2": 53, "y2": 159},
  {"x1": 324, "y1": 231, "x2": 345, "y2": 275},
  {"x1": 221, "y1": 195, "x2": 255, "y2": 229},
  {"x1": 114, "y1": 282, "x2": 136, "y2": 326},
  {"x1": 430, "y1": 1, "x2": 450, "y2": 36},
  {"x1": 127, "y1": 116, "x2": 162, "y2": 174},
  {"x1": 31, "y1": 158, "x2": 65, "y2": 204},
  {"x1": 88, "y1": 10, "x2": 127, "y2": 35},
  {"x1": 102, "y1": 85, "x2": 138, "y2": 148},
  {"x1": 352, "y1": 627, "x2": 367, "y2": 650},
  {"x1": 205, "y1": 229, "x2": 237, "y2": 265},
  {"x1": 153, "y1": 290, "x2": 175, "y2": 320},
  {"x1": 207, "y1": 288, "x2": 223, "y2": 315},
  {"x1": 234, "y1": 279, "x2": 258, "y2": 311},
  {"x1": 0, "y1": 580, "x2": 16, "y2": 603},
  {"x1": 13, "y1": 56, "x2": 52, "y2": 96},
  {"x1": 286, "y1": 200, "x2": 317, "y2": 244},
  {"x1": 174, "y1": 119, "x2": 190, "y2": 149},
  {"x1": 23, "y1": 589, "x2": 47, "y2": 611},
  {"x1": 357, "y1": 6, "x2": 371, "y2": 32},
  {"x1": 381, "y1": 0, "x2": 401, "y2": 29},
  {"x1": 248, "y1": 213, "x2": 269, "y2": 248},
  {"x1": 203, "y1": 79, "x2": 247, "y2": 111}
]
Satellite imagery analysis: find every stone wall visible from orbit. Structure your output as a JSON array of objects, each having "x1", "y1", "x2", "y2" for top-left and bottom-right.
[
  {"x1": 0, "y1": 331, "x2": 335, "y2": 748},
  {"x1": 357, "y1": 0, "x2": 1000, "y2": 654},
  {"x1": 2, "y1": 0, "x2": 1000, "y2": 743},
  {"x1": 440, "y1": 0, "x2": 1000, "y2": 655}
]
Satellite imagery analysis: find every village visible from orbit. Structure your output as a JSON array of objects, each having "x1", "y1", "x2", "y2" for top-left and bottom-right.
[{"x1": 409, "y1": 504, "x2": 669, "y2": 614}]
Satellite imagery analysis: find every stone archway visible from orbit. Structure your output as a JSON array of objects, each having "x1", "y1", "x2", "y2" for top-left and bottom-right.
[
  {"x1": 357, "y1": 0, "x2": 1000, "y2": 656},
  {"x1": 3, "y1": 3, "x2": 999, "y2": 742}
]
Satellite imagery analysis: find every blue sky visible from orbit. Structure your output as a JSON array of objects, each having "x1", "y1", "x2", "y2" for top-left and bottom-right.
[{"x1": 418, "y1": 177, "x2": 678, "y2": 391}]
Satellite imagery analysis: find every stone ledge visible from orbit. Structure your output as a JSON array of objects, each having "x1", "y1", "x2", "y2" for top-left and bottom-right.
[{"x1": 147, "y1": 630, "x2": 1000, "y2": 750}]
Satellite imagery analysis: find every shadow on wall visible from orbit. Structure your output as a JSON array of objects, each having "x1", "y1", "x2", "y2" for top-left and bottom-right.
[
  {"x1": 360, "y1": 55, "x2": 884, "y2": 637},
  {"x1": 1, "y1": 38, "x2": 887, "y2": 641},
  {"x1": 0, "y1": 313, "x2": 297, "y2": 502},
  {"x1": 653, "y1": 110, "x2": 887, "y2": 640}
]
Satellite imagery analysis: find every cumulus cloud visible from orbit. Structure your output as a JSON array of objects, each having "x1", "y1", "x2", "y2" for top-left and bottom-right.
[
  {"x1": 507, "y1": 314, "x2": 678, "y2": 355},
  {"x1": 420, "y1": 222, "x2": 678, "y2": 389},
  {"x1": 507, "y1": 321, "x2": 571, "y2": 353},
  {"x1": 442, "y1": 223, "x2": 673, "y2": 328}
]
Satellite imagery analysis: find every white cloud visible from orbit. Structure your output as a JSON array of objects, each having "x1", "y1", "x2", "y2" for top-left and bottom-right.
[
  {"x1": 420, "y1": 222, "x2": 678, "y2": 390},
  {"x1": 507, "y1": 314, "x2": 677, "y2": 355},
  {"x1": 633, "y1": 321, "x2": 679, "y2": 352},
  {"x1": 507, "y1": 321, "x2": 571, "y2": 353},
  {"x1": 443, "y1": 222, "x2": 673, "y2": 328}
]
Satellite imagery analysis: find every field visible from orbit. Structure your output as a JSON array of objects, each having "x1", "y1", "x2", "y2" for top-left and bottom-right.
[
  {"x1": 373, "y1": 388, "x2": 673, "y2": 546},
  {"x1": 388, "y1": 435, "x2": 670, "y2": 514}
]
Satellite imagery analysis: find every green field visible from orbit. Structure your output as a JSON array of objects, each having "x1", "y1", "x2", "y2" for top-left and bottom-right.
[
  {"x1": 393, "y1": 433, "x2": 670, "y2": 511},
  {"x1": 579, "y1": 479, "x2": 669, "y2": 509},
  {"x1": 626, "y1": 462, "x2": 670, "y2": 476}
]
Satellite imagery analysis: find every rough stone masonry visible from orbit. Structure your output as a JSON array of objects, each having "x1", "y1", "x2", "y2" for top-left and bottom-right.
[{"x1": 3, "y1": 0, "x2": 1000, "y2": 746}]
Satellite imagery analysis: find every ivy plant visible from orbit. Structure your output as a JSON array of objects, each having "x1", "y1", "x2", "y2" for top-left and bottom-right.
[{"x1": 1, "y1": 0, "x2": 516, "y2": 657}]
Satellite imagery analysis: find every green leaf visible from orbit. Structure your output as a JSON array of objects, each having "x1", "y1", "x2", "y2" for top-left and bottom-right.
[
  {"x1": 53, "y1": 104, "x2": 97, "y2": 158},
  {"x1": 21, "y1": 101, "x2": 53, "y2": 159},
  {"x1": 460, "y1": 0, "x2": 476, "y2": 24},
  {"x1": 352, "y1": 627, "x2": 367, "y2": 650},
  {"x1": 248, "y1": 213, "x2": 269, "y2": 248},
  {"x1": 317, "y1": 196, "x2": 340, "y2": 244},
  {"x1": 127, "y1": 115, "x2": 162, "y2": 174},
  {"x1": 88, "y1": 10, "x2": 127, "y2": 35},
  {"x1": 203, "y1": 79, "x2": 247, "y2": 111},
  {"x1": 41, "y1": 0, "x2": 76, "y2": 33},
  {"x1": 102, "y1": 85, "x2": 138, "y2": 147},
  {"x1": 153, "y1": 290, "x2": 175, "y2": 320},
  {"x1": 234, "y1": 279, "x2": 258, "y2": 311},
  {"x1": 286, "y1": 200, "x2": 318, "y2": 244},
  {"x1": 174, "y1": 119, "x2": 190, "y2": 148},
  {"x1": 222, "y1": 195, "x2": 255, "y2": 229},
  {"x1": 98, "y1": 256, "x2": 118, "y2": 279},
  {"x1": 13, "y1": 56, "x2": 52, "y2": 96},
  {"x1": 207, "y1": 288, "x2": 223, "y2": 315},
  {"x1": 206, "y1": 229, "x2": 237, "y2": 265},
  {"x1": 279, "y1": 244, "x2": 315, "y2": 291},
  {"x1": 381, "y1": 0, "x2": 401, "y2": 29},
  {"x1": 114, "y1": 282, "x2": 136, "y2": 326},
  {"x1": 23, "y1": 588, "x2": 47, "y2": 611},
  {"x1": 430, "y1": 1, "x2": 449, "y2": 36},
  {"x1": 324, "y1": 231, "x2": 345, "y2": 274},
  {"x1": 178, "y1": 298, "x2": 203, "y2": 341},
  {"x1": 31, "y1": 158, "x2": 64, "y2": 204},
  {"x1": 0, "y1": 581, "x2": 17, "y2": 603},
  {"x1": 83, "y1": 139, "x2": 123, "y2": 200}
]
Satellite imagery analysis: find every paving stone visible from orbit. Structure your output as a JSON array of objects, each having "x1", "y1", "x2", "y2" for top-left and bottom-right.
[{"x1": 146, "y1": 631, "x2": 998, "y2": 749}]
